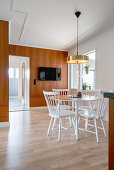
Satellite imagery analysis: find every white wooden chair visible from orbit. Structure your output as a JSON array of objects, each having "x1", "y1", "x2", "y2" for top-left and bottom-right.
[
  {"x1": 81, "y1": 89, "x2": 101, "y2": 96},
  {"x1": 43, "y1": 91, "x2": 78, "y2": 141},
  {"x1": 79, "y1": 89, "x2": 101, "y2": 109},
  {"x1": 79, "y1": 90, "x2": 101, "y2": 129},
  {"x1": 52, "y1": 88, "x2": 73, "y2": 127},
  {"x1": 78, "y1": 96, "x2": 108, "y2": 142},
  {"x1": 52, "y1": 89, "x2": 69, "y2": 95}
]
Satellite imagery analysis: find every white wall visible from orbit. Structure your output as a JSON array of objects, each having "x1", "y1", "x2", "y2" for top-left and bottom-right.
[
  {"x1": 69, "y1": 26, "x2": 114, "y2": 92},
  {"x1": 69, "y1": 26, "x2": 114, "y2": 121}
]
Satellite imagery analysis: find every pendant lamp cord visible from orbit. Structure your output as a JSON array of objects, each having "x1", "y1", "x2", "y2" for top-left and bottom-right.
[{"x1": 77, "y1": 17, "x2": 78, "y2": 55}]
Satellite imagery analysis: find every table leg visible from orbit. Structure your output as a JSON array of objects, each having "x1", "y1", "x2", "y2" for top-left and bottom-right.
[{"x1": 75, "y1": 102, "x2": 79, "y2": 140}]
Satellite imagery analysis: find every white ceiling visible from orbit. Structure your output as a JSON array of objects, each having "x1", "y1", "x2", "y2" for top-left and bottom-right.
[{"x1": 1, "y1": 0, "x2": 114, "y2": 51}]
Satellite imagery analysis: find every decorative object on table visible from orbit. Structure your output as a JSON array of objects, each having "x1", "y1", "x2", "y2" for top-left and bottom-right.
[
  {"x1": 68, "y1": 88, "x2": 78, "y2": 95},
  {"x1": 85, "y1": 65, "x2": 89, "y2": 74},
  {"x1": 82, "y1": 83, "x2": 88, "y2": 90},
  {"x1": 69, "y1": 91, "x2": 82, "y2": 98},
  {"x1": 67, "y1": 11, "x2": 89, "y2": 64},
  {"x1": 77, "y1": 91, "x2": 82, "y2": 97},
  {"x1": 69, "y1": 95, "x2": 81, "y2": 98}
]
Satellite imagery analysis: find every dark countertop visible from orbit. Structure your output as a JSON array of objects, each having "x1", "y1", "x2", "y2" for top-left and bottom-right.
[{"x1": 101, "y1": 91, "x2": 114, "y2": 99}]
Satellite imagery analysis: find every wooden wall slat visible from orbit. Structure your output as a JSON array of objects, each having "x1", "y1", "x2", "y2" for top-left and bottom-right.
[
  {"x1": 0, "y1": 20, "x2": 67, "y2": 121},
  {"x1": 9, "y1": 44, "x2": 68, "y2": 107},
  {"x1": 0, "y1": 106, "x2": 9, "y2": 116}
]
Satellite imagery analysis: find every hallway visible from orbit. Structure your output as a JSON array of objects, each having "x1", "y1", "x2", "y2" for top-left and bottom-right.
[{"x1": 9, "y1": 98, "x2": 29, "y2": 111}]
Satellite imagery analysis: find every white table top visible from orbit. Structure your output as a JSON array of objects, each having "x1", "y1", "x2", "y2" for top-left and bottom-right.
[{"x1": 58, "y1": 95, "x2": 100, "y2": 102}]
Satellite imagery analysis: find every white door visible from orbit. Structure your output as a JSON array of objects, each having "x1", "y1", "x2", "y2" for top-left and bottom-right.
[{"x1": 22, "y1": 58, "x2": 29, "y2": 106}]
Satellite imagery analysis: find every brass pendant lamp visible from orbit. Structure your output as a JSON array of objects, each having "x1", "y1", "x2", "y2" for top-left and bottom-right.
[{"x1": 67, "y1": 11, "x2": 89, "y2": 64}]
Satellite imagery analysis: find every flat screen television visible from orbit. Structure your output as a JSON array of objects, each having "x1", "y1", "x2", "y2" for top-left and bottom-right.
[{"x1": 39, "y1": 67, "x2": 61, "y2": 81}]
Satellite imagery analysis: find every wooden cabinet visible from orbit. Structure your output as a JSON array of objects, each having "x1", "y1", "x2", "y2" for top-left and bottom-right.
[
  {"x1": 109, "y1": 99, "x2": 114, "y2": 169},
  {"x1": 0, "y1": 20, "x2": 9, "y2": 122}
]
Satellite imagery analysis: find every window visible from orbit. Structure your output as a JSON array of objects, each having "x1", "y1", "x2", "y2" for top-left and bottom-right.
[
  {"x1": 71, "y1": 64, "x2": 79, "y2": 89},
  {"x1": 70, "y1": 50, "x2": 96, "y2": 90},
  {"x1": 81, "y1": 51, "x2": 96, "y2": 90},
  {"x1": 9, "y1": 68, "x2": 19, "y2": 79}
]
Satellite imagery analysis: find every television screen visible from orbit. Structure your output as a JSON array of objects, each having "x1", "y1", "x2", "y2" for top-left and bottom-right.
[{"x1": 39, "y1": 67, "x2": 61, "y2": 81}]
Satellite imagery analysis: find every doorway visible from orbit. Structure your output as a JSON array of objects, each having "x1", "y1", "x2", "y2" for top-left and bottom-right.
[{"x1": 9, "y1": 55, "x2": 30, "y2": 111}]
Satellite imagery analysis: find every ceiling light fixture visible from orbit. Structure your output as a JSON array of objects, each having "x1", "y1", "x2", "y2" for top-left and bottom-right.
[{"x1": 67, "y1": 11, "x2": 89, "y2": 64}]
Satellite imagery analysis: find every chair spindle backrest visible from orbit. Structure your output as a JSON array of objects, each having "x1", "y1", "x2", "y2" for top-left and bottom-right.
[
  {"x1": 98, "y1": 97, "x2": 109, "y2": 118},
  {"x1": 52, "y1": 89, "x2": 68, "y2": 96},
  {"x1": 81, "y1": 90, "x2": 101, "y2": 97},
  {"x1": 43, "y1": 91, "x2": 59, "y2": 116}
]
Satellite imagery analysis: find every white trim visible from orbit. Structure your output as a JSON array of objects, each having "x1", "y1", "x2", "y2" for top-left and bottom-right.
[
  {"x1": 29, "y1": 106, "x2": 47, "y2": 110},
  {"x1": 84, "y1": 50, "x2": 96, "y2": 56},
  {"x1": 19, "y1": 14, "x2": 29, "y2": 41},
  {"x1": 9, "y1": 96, "x2": 18, "y2": 99},
  {"x1": 0, "y1": 122, "x2": 10, "y2": 128},
  {"x1": 9, "y1": 42, "x2": 68, "y2": 52}
]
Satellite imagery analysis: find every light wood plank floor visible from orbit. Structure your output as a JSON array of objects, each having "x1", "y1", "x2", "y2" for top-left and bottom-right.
[{"x1": 0, "y1": 108, "x2": 108, "y2": 170}]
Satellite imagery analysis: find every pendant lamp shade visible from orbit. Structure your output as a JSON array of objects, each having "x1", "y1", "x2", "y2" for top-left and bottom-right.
[
  {"x1": 67, "y1": 11, "x2": 89, "y2": 64},
  {"x1": 67, "y1": 55, "x2": 89, "y2": 64}
]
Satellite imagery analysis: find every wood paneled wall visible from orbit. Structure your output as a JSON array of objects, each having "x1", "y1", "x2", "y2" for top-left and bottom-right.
[
  {"x1": 0, "y1": 20, "x2": 9, "y2": 122},
  {"x1": 9, "y1": 44, "x2": 68, "y2": 107}
]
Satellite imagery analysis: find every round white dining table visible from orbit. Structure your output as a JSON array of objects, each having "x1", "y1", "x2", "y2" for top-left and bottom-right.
[{"x1": 57, "y1": 95, "x2": 101, "y2": 140}]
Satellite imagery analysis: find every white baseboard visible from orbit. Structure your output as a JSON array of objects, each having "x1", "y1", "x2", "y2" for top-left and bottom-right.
[
  {"x1": 30, "y1": 106, "x2": 47, "y2": 110},
  {"x1": 0, "y1": 122, "x2": 10, "y2": 127}
]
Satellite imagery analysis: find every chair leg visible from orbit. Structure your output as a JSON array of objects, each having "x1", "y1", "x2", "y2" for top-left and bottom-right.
[
  {"x1": 69, "y1": 116, "x2": 72, "y2": 127},
  {"x1": 100, "y1": 118, "x2": 107, "y2": 138},
  {"x1": 78, "y1": 116, "x2": 81, "y2": 125},
  {"x1": 61, "y1": 118, "x2": 63, "y2": 129},
  {"x1": 47, "y1": 117, "x2": 53, "y2": 136},
  {"x1": 58, "y1": 118, "x2": 62, "y2": 142},
  {"x1": 72, "y1": 116, "x2": 75, "y2": 130},
  {"x1": 75, "y1": 116, "x2": 79, "y2": 141},
  {"x1": 52, "y1": 118, "x2": 57, "y2": 131},
  {"x1": 85, "y1": 118, "x2": 88, "y2": 130},
  {"x1": 94, "y1": 118, "x2": 99, "y2": 143}
]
